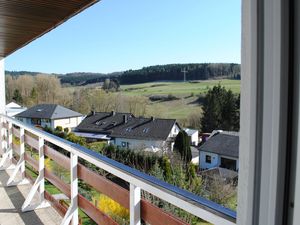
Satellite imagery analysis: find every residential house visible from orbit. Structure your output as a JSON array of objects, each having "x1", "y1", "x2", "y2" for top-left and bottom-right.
[
  {"x1": 199, "y1": 131, "x2": 239, "y2": 171},
  {"x1": 184, "y1": 128, "x2": 199, "y2": 146},
  {"x1": 5, "y1": 102, "x2": 27, "y2": 117},
  {"x1": 15, "y1": 104, "x2": 83, "y2": 130},
  {"x1": 75, "y1": 111, "x2": 181, "y2": 152}
]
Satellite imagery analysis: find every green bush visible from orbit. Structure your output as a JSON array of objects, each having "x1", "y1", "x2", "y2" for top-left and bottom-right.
[{"x1": 55, "y1": 126, "x2": 63, "y2": 132}]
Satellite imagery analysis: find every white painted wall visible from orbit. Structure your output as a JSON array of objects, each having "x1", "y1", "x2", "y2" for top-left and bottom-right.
[
  {"x1": 0, "y1": 58, "x2": 5, "y2": 114},
  {"x1": 17, "y1": 116, "x2": 82, "y2": 130},
  {"x1": 199, "y1": 151, "x2": 239, "y2": 170},
  {"x1": 114, "y1": 137, "x2": 164, "y2": 151},
  {"x1": 53, "y1": 117, "x2": 82, "y2": 130},
  {"x1": 190, "y1": 132, "x2": 199, "y2": 146},
  {"x1": 168, "y1": 124, "x2": 180, "y2": 138},
  {"x1": 199, "y1": 151, "x2": 220, "y2": 169}
]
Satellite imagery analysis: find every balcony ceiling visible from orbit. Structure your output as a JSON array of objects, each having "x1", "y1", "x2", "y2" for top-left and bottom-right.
[{"x1": 0, "y1": 0, "x2": 99, "y2": 58}]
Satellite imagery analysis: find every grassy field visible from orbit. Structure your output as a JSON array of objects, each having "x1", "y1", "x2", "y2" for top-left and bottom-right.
[
  {"x1": 121, "y1": 79, "x2": 240, "y2": 97},
  {"x1": 120, "y1": 79, "x2": 240, "y2": 121}
]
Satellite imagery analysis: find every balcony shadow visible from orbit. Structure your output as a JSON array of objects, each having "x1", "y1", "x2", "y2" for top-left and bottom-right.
[{"x1": 0, "y1": 170, "x2": 44, "y2": 225}]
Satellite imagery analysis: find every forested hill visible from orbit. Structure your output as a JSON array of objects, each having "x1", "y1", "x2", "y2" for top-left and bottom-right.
[
  {"x1": 6, "y1": 63, "x2": 240, "y2": 86},
  {"x1": 118, "y1": 63, "x2": 240, "y2": 84},
  {"x1": 5, "y1": 71, "x2": 49, "y2": 76}
]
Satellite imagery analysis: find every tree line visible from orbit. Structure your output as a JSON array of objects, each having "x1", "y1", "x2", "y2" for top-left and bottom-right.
[
  {"x1": 5, "y1": 74, "x2": 71, "y2": 107},
  {"x1": 58, "y1": 63, "x2": 240, "y2": 86}
]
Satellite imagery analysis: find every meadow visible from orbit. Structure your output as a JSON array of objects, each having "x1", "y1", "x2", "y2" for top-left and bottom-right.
[
  {"x1": 119, "y1": 79, "x2": 240, "y2": 123},
  {"x1": 121, "y1": 79, "x2": 240, "y2": 97}
]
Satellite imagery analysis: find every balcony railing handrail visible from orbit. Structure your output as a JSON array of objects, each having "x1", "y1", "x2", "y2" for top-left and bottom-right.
[{"x1": 0, "y1": 114, "x2": 236, "y2": 225}]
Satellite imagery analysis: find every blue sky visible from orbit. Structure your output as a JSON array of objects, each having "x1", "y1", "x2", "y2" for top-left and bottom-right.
[{"x1": 6, "y1": 0, "x2": 241, "y2": 74}]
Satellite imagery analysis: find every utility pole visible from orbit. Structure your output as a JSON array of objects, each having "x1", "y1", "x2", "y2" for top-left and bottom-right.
[{"x1": 181, "y1": 68, "x2": 188, "y2": 82}]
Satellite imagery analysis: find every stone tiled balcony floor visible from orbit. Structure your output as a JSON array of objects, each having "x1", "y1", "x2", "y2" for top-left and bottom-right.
[{"x1": 0, "y1": 169, "x2": 61, "y2": 225}]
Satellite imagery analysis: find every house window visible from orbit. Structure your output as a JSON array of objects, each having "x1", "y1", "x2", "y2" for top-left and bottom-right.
[
  {"x1": 31, "y1": 118, "x2": 41, "y2": 125},
  {"x1": 205, "y1": 155, "x2": 211, "y2": 164},
  {"x1": 121, "y1": 141, "x2": 129, "y2": 148}
]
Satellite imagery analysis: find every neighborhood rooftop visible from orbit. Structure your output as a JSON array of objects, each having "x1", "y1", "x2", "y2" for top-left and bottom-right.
[
  {"x1": 76, "y1": 111, "x2": 178, "y2": 140},
  {"x1": 199, "y1": 132, "x2": 239, "y2": 158},
  {"x1": 15, "y1": 104, "x2": 82, "y2": 120}
]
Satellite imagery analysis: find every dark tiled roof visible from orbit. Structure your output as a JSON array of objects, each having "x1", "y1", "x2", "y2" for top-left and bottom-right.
[
  {"x1": 76, "y1": 111, "x2": 178, "y2": 140},
  {"x1": 199, "y1": 132, "x2": 239, "y2": 158},
  {"x1": 15, "y1": 104, "x2": 82, "y2": 119}
]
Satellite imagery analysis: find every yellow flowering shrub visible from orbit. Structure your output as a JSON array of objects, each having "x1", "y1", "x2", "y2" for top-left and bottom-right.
[{"x1": 93, "y1": 194, "x2": 129, "y2": 220}]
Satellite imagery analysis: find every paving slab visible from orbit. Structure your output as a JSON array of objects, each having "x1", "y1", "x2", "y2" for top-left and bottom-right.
[{"x1": 0, "y1": 169, "x2": 62, "y2": 225}]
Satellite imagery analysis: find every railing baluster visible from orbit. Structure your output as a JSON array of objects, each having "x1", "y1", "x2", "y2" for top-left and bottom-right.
[
  {"x1": 61, "y1": 152, "x2": 78, "y2": 225},
  {"x1": 6, "y1": 127, "x2": 29, "y2": 186},
  {"x1": 20, "y1": 128, "x2": 25, "y2": 179},
  {"x1": 22, "y1": 136, "x2": 50, "y2": 212},
  {"x1": 0, "y1": 121, "x2": 15, "y2": 170},
  {"x1": 130, "y1": 183, "x2": 141, "y2": 225},
  {"x1": 0, "y1": 116, "x2": 3, "y2": 154},
  {"x1": 38, "y1": 137, "x2": 45, "y2": 202}
]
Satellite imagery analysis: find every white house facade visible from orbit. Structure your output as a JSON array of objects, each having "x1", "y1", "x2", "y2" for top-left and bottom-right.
[
  {"x1": 15, "y1": 104, "x2": 83, "y2": 130},
  {"x1": 184, "y1": 128, "x2": 199, "y2": 146},
  {"x1": 199, "y1": 131, "x2": 239, "y2": 171}
]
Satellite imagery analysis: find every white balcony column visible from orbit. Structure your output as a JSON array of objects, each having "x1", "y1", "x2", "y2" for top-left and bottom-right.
[
  {"x1": 0, "y1": 58, "x2": 5, "y2": 155},
  {"x1": 38, "y1": 137, "x2": 45, "y2": 202},
  {"x1": 130, "y1": 183, "x2": 141, "y2": 225},
  {"x1": 61, "y1": 152, "x2": 78, "y2": 225},
  {"x1": 0, "y1": 58, "x2": 5, "y2": 114}
]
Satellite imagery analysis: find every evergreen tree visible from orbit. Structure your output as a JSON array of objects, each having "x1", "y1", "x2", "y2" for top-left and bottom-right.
[
  {"x1": 12, "y1": 89, "x2": 23, "y2": 103},
  {"x1": 174, "y1": 130, "x2": 192, "y2": 164},
  {"x1": 30, "y1": 87, "x2": 38, "y2": 104},
  {"x1": 201, "y1": 84, "x2": 240, "y2": 132}
]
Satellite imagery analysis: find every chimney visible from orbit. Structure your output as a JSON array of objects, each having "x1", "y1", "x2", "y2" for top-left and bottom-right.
[
  {"x1": 90, "y1": 110, "x2": 95, "y2": 116},
  {"x1": 150, "y1": 116, "x2": 155, "y2": 121},
  {"x1": 111, "y1": 111, "x2": 116, "y2": 116},
  {"x1": 123, "y1": 115, "x2": 128, "y2": 123}
]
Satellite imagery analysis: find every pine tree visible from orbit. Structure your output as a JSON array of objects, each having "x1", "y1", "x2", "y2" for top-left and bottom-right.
[
  {"x1": 201, "y1": 84, "x2": 240, "y2": 132},
  {"x1": 174, "y1": 130, "x2": 192, "y2": 164}
]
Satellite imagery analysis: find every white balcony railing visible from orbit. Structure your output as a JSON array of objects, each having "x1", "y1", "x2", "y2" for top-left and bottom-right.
[{"x1": 0, "y1": 114, "x2": 236, "y2": 225}]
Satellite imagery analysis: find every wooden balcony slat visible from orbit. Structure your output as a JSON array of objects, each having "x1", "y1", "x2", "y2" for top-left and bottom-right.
[
  {"x1": 24, "y1": 133, "x2": 39, "y2": 150},
  {"x1": 78, "y1": 164, "x2": 130, "y2": 209},
  {"x1": 78, "y1": 195, "x2": 118, "y2": 225},
  {"x1": 12, "y1": 142, "x2": 20, "y2": 155},
  {"x1": 141, "y1": 199, "x2": 188, "y2": 225},
  {"x1": 44, "y1": 145, "x2": 70, "y2": 170},
  {"x1": 12, "y1": 126, "x2": 20, "y2": 138},
  {"x1": 24, "y1": 152, "x2": 38, "y2": 170}
]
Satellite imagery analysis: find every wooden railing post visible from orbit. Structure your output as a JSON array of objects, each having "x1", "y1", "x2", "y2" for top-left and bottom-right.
[{"x1": 130, "y1": 183, "x2": 141, "y2": 225}]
